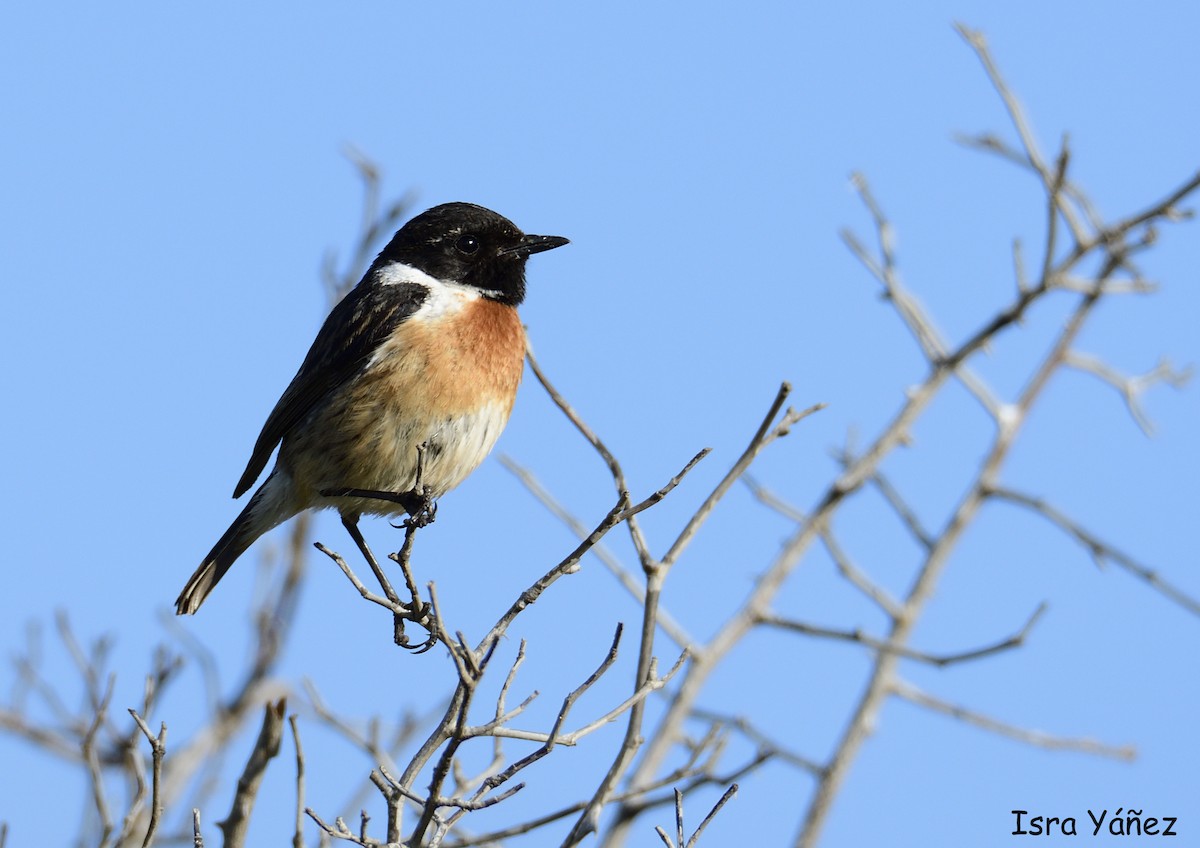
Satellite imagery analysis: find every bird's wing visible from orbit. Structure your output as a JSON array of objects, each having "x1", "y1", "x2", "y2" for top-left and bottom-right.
[{"x1": 233, "y1": 279, "x2": 429, "y2": 498}]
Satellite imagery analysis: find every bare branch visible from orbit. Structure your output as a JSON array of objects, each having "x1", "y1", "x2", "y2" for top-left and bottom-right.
[
  {"x1": 11, "y1": 622, "x2": 76, "y2": 729},
  {"x1": 115, "y1": 729, "x2": 149, "y2": 848},
  {"x1": 527, "y1": 345, "x2": 657, "y2": 567},
  {"x1": 866, "y1": 470, "x2": 935, "y2": 552},
  {"x1": 688, "y1": 708, "x2": 822, "y2": 776},
  {"x1": 128, "y1": 710, "x2": 167, "y2": 848},
  {"x1": 302, "y1": 679, "x2": 409, "y2": 777},
  {"x1": 476, "y1": 497, "x2": 629, "y2": 658},
  {"x1": 1040, "y1": 140, "x2": 1070, "y2": 285},
  {"x1": 1098, "y1": 168, "x2": 1200, "y2": 248},
  {"x1": 663, "y1": 386, "x2": 824, "y2": 569},
  {"x1": 1011, "y1": 237, "x2": 1029, "y2": 294},
  {"x1": 441, "y1": 626, "x2": 632, "y2": 836},
  {"x1": 740, "y1": 473, "x2": 806, "y2": 524},
  {"x1": 477, "y1": 447, "x2": 708, "y2": 658},
  {"x1": 759, "y1": 602, "x2": 1047, "y2": 667},
  {"x1": 369, "y1": 770, "x2": 403, "y2": 845},
  {"x1": 219, "y1": 699, "x2": 287, "y2": 848},
  {"x1": 842, "y1": 174, "x2": 1007, "y2": 419},
  {"x1": 954, "y1": 23, "x2": 1090, "y2": 247},
  {"x1": 561, "y1": 406, "x2": 727, "y2": 848},
  {"x1": 567, "y1": 592, "x2": 667, "y2": 839},
  {"x1": 562, "y1": 650, "x2": 688, "y2": 746},
  {"x1": 843, "y1": 174, "x2": 949, "y2": 361},
  {"x1": 671, "y1": 789, "x2": 684, "y2": 848},
  {"x1": 1063, "y1": 352, "x2": 1193, "y2": 435},
  {"x1": 305, "y1": 808, "x2": 376, "y2": 848},
  {"x1": 604, "y1": 26, "x2": 1200, "y2": 847},
  {"x1": 447, "y1": 746, "x2": 752, "y2": 848},
  {"x1": 620, "y1": 449, "x2": 713, "y2": 525},
  {"x1": 818, "y1": 527, "x2": 903, "y2": 620},
  {"x1": 82, "y1": 674, "x2": 116, "y2": 848},
  {"x1": 409, "y1": 681, "x2": 478, "y2": 844},
  {"x1": 289, "y1": 714, "x2": 306, "y2": 848},
  {"x1": 315, "y1": 543, "x2": 408, "y2": 616},
  {"x1": 953, "y1": 131, "x2": 1108, "y2": 245},
  {"x1": 892, "y1": 678, "x2": 1135, "y2": 760},
  {"x1": 492, "y1": 639, "x2": 529, "y2": 751},
  {"x1": 685, "y1": 784, "x2": 738, "y2": 848},
  {"x1": 322, "y1": 147, "x2": 415, "y2": 301},
  {"x1": 360, "y1": 808, "x2": 371, "y2": 845},
  {"x1": 500, "y1": 455, "x2": 695, "y2": 650},
  {"x1": 0, "y1": 707, "x2": 79, "y2": 760},
  {"x1": 655, "y1": 823, "x2": 674, "y2": 848},
  {"x1": 988, "y1": 486, "x2": 1200, "y2": 616},
  {"x1": 1052, "y1": 276, "x2": 1158, "y2": 295}
]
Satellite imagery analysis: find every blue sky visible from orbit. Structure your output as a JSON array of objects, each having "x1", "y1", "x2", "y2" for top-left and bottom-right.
[{"x1": 2, "y1": 3, "x2": 1197, "y2": 846}]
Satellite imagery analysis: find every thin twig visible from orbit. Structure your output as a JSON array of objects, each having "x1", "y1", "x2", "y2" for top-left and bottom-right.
[
  {"x1": 527, "y1": 346, "x2": 656, "y2": 567},
  {"x1": 219, "y1": 699, "x2": 287, "y2": 848},
  {"x1": 663, "y1": 386, "x2": 823, "y2": 568},
  {"x1": 477, "y1": 449, "x2": 709, "y2": 658},
  {"x1": 499, "y1": 455, "x2": 696, "y2": 650},
  {"x1": 988, "y1": 486, "x2": 1200, "y2": 616},
  {"x1": 1063, "y1": 352, "x2": 1192, "y2": 436},
  {"x1": 442, "y1": 627, "x2": 630, "y2": 836},
  {"x1": 758, "y1": 602, "x2": 1047, "y2": 667},
  {"x1": 128, "y1": 710, "x2": 167, "y2": 848},
  {"x1": 688, "y1": 708, "x2": 822, "y2": 775},
  {"x1": 81, "y1": 674, "x2": 116, "y2": 847},
  {"x1": 315, "y1": 543, "x2": 407, "y2": 615},
  {"x1": 606, "y1": 28, "x2": 1200, "y2": 847},
  {"x1": 891, "y1": 678, "x2": 1135, "y2": 759},
  {"x1": 289, "y1": 714, "x2": 306, "y2": 848},
  {"x1": 818, "y1": 527, "x2": 903, "y2": 619},
  {"x1": 686, "y1": 784, "x2": 738, "y2": 848}
]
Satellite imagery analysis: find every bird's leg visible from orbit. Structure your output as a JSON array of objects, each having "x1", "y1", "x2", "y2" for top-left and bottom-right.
[
  {"x1": 341, "y1": 514, "x2": 402, "y2": 607},
  {"x1": 321, "y1": 487, "x2": 436, "y2": 522},
  {"x1": 389, "y1": 522, "x2": 437, "y2": 653},
  {"x1": 322, "y1": 443, "x2": 439, "y2": 648},
  {"x1": 340, "y1": 514, "x2": 431, "y2": 649},
  {"x1": 385, "y1": 442, "x2": 437, "y2": 651}
]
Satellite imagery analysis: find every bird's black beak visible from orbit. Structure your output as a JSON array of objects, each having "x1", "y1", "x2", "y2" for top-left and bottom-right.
[{"x1": 503, "y1": 234, "x2": 570, "y2": 257}]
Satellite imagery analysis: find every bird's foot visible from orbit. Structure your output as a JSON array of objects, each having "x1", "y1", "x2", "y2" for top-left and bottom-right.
[
  {"x1": 392, "y1": 603, "x2": 437, "y2": 653},
  {"x1": 320, "y1": 485, "x2": 438, "y2": 526},
  {"x1": 388, "y1": 527, "x2": 436, "y2": 651},
  {"x1": 400, "y1": 487, "x2": 437, "y2": 528}
]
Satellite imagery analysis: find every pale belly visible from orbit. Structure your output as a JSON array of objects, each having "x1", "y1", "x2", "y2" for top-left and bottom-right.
[{"x1": 280, "y1": 396, "x2": 513, "y2": 517}]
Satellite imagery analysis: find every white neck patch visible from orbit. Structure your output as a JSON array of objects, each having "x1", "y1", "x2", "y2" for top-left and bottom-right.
[
  {"x1": 375, "y1": 261, "x2": 445, "y2": 290},
  {"x1": 376, "y1": 261, "x2": 504, "y2": 304},
  {"x1": 375, "y1": 261, "x2": 509, "y2": 321}
]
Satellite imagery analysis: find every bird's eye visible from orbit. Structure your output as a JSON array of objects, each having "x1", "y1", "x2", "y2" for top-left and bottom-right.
[{"x1": 455, "y1": 234, "x2": 481, "y2": 255}]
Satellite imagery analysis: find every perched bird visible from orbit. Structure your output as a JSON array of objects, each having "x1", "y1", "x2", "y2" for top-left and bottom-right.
[{"x1": 176, "y1": 202, "x2": 568, "y2": 614}]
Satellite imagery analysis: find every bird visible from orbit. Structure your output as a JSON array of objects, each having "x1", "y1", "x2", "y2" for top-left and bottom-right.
[{"x1": 175, "y1": 202, "x2": 568, "y2": 615}]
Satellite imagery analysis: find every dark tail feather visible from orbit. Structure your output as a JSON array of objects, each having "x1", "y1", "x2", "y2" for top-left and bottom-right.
[{"x1": 176, "y1": 488, "x2": 273, "y2": 615}]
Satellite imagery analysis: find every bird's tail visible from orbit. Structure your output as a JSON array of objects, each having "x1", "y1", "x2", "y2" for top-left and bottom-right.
[{"x1": 175, "y1": 473, "x2": 298, "y2": 615}]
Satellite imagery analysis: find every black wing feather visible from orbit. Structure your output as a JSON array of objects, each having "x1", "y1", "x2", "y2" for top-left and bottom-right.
[{"x1": 233, "y1": 279, "x2": 429, "y2": 498}]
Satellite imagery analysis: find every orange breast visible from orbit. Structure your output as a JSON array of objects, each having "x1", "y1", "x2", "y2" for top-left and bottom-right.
[
  {"x1": 280, "y1": 295, "x2": 527, "y2": 509},
  {"x1": 396, "y1": 296, "x2": 527, "y2": 417}
]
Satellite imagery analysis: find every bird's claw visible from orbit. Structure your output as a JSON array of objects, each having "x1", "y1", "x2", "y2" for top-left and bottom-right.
[
  {"x1": 400, "y1": 486, "x2": 437, "y2": 528},
  {"x1": 392, "y1": 601, "x2": 437, "y2": 652}
]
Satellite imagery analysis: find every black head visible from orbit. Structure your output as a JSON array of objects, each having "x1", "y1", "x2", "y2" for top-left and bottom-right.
[{"x1": 372, "y1": 202, "x2": 568, "y2": 306}]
